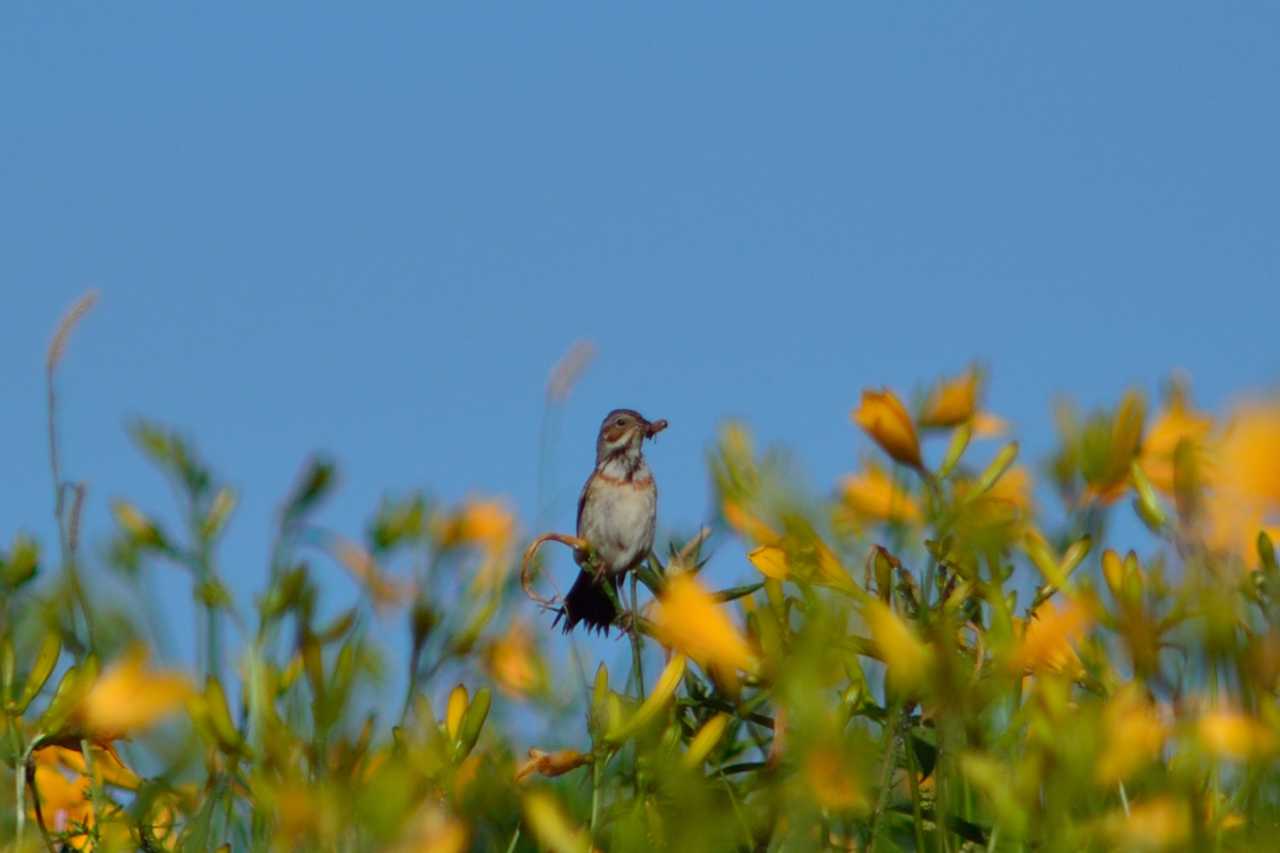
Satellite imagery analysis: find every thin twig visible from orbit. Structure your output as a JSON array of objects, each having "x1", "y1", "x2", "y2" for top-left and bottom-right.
[{"x1": 520, "y1": 532, "x2": 589, "y2": 607}]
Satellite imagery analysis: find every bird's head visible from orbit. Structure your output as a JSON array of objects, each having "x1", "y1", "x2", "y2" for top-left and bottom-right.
[{"x1": 595, "y1": 408, "x2": 668, "y2": 464}]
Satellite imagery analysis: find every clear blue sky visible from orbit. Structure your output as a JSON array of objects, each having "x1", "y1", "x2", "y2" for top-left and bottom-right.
[{"x1": 3, "y1": 4, "x2": 1278, "y2": 705}]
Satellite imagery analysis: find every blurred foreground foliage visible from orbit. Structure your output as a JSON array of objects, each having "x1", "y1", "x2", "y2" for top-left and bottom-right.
[{"x1": 5, "y1": 306, "x2": 1280, "y2": 851}]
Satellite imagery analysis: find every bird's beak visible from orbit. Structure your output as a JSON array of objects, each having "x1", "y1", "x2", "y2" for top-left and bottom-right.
[{"x1": 645, "y1": 418, "x2": 669, "y2": 439}]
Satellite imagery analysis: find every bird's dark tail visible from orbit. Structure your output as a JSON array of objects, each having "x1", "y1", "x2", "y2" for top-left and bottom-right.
[{"x1": 556, "y1": 570, "x2": 620, "y2": 634}]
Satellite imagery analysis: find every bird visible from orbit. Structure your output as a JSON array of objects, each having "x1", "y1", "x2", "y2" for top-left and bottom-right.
[{"x1": 555, "y1": 408, "x2": 668, "y2": 633}]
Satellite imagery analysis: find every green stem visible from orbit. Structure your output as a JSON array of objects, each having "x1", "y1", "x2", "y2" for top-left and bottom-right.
[
  {"x1": 869, "y1": 703, "x2": 902, "y2": 851},
  {"x1": 590, "y1": 748, "x2": 604, "y2": 839},
  {"x1": 718, "y1": 769, "x2": 755, "y2": 849},
  {"x1": 505, "y1": 824, "x2": 521, "y2": 853},
  {"x1": 13, "y1": 733, "x2": 24, "y2": 844},
  {"x1": 80, "y1": 738, "x2": 102, "y2": 846},
  {"x1": 904, "y1": 724, "x2": 928, "y2": 853},
  {"x1": 629, "y1": 573, "x2": 646, "y2": 701}
]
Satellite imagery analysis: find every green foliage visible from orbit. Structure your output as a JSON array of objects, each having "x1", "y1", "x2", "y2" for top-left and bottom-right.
[{"x1": 7, "y1": 313, "x2": 1280, "y2": 851}]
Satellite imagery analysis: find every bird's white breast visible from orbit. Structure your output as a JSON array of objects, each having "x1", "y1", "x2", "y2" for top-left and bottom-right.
[{"x1": 580, "y1": 465, "x2": 657, "y2": 574}]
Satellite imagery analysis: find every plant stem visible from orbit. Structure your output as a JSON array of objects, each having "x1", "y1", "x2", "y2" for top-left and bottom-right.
[
  {"x1": 590, "y1": 747, "x2": 604, "y2": 839},
  {"x1": 868, "y1": 703, "x2": 902, "y2": 851},
  {"x1": 13, "y1": 734, "x2": 24, "y2": 844},
  {"x1": 903, "y1": 724, "x2": 928, "y2": 853},
  {"x1": 629, "y1": 573, "x2": 646, "y2": 701}
]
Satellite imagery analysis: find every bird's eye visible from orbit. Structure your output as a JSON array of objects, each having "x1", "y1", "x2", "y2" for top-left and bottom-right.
[{"x1": 614, "y1": 418, "x2": 627, "y2": 427}]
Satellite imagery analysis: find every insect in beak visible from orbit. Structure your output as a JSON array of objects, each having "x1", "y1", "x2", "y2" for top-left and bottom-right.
[{"x1": 645, "y1": 418, "x2": 669, "y2": 439}]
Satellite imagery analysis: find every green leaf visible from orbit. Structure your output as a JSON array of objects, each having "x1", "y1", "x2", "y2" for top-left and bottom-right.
[
  {"x1": 713, "y1": 582, "x2": 765, "y2": 602},
  {"x1": 37, "y1": 656, "x2": 97, "y2": 737},
  {"x1": 937, "y1": 422, "x2": 973, "y2": 480},
  {"x1": 15, "y1": 633, "x2": 61, "y2": 715},
  {"x1": 455, "y1": 687, "x2": 491, "y2": 761},
  {"x1": 970, "y1": 442, "x2": 1019, "y2": 500},
  {"x1": 195, "y1": 577, "x2": 234, "y2": 610},
  {"x1": 1, "y1": 639, "x2": 13, "y2": 705},
  {"x1": 1258, "y1": 531, "x2": 1277, "y2": 574},
  {"x1": 201, "y1": 676, "x2": 245, "y2": 755},
  {"x1": 2, "y1": 533, "x2": 39, "y2": 589},
  {"x1": 282, "y1": 455, "x2": 337, "y2": 525},
  {"x1": 1129, "y1": 461, "x2": 1167, "y2": 530},
  {"x1": 1059, "y1": 535, "x2": 1092, "y2": 580}
]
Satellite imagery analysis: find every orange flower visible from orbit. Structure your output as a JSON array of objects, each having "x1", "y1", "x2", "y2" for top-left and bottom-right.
[
  {"x1": 722, "y1": 498, "x2": 781, "y2": 545},
  {"x1": 853, "y1": 388, "x2": 922, "y2": 469},
  {"x1": 840, "y1": 464, "x2": 920, "y2": 523},
  {"x1": 484, "y1": 621, "x2": 546, "y2": 699},
  {"x1": 806, "y1": 749, "x2": 868, "y2": 813},
  {"x1": 1095, "y1": 686, "x2": 1166, "y2": 785},
  {"x1": 1217, "y1": 401, "x2": 1280, "y2": 505},
  {"x1": 437, "y1": 499, "x2": 517, "y2": 553},
  {"x1": 1103, "y1": 797, "x2": 1191, "y2": 849},
  {"x1": 652, "y1": 573, "x2": 757, "y2": 672},
  {"x1": 1011, "y1": 600, "x2": 1093, "y2": 675},
  {"x1": 1202, "y1": 399, "x2": 1280, "y2": 568},
  {"x1": 1197, "y1": 709, "x2": 1276, "y2": 761},
  {"x1": 1140, "y1": 398, "x2": 1214, "y2": 494},
  {"x1": 919, "y1": 369, "x2": 979, "y2": 428},
  {"x1": 77, "y1": 650, "x2": 193, "y2": 741},
  {"x1": 30, "y1": 760, "x2": 93, "y2": 845}
]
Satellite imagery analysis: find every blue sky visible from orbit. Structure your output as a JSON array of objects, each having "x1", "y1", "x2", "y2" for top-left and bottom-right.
[{"x1": 3, "y1": 4, "x2": 1278, "y2": 714}]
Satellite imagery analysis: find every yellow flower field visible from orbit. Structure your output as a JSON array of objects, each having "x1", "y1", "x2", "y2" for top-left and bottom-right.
[{"x1": 4, "y1": 298, "x2": 1280, "y2": 851}]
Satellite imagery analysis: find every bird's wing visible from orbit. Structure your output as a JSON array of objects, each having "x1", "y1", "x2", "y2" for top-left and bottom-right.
[{"x1": 574, "y1": 471, "x2": 594, "y2": 568}]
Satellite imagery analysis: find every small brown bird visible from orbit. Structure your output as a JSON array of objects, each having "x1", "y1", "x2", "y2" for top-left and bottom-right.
[{"x1": 556, "y1": 408, "x2": 667, "y2": 633}]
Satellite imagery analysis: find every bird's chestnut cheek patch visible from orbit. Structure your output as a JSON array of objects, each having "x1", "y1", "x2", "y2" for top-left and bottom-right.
[{"x1": 603, "y1": 426, "x2": 628, "y2": 444}]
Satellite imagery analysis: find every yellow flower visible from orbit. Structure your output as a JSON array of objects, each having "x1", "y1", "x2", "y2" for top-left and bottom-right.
[
  {"x1": 865, "y1": 600, "x2": 932, "y2": 694},
  {"x1": 919, "y1": 369, "x2": 979, "y2": 428},
  {"x1": 853, "y1": 388, "x2": 922, "y2": 469},
  {"x1": 652, "y1": 573, "x2": 757, "y2": 673},
  {"x1": 722, "y1": 498, "x2": 781, "y2": 545},
  {"x1": 484, "y1": 621, "x2": 546, "y2": 699},
  {"x1": 814, "y1": 539, "x2": 858, "y2": 593},
  {"x1": 30, "y1": 758, "x2": 93, "y2": 846},
  {"x1": 1218, "y1": 401, "x2": 1280, "y2": 505},
  {"x1": 446, "y1": 684, "x2": 469, "y2": 740},
  {"x1": 1197, "y1": 709, "x2": 1276, "y2": 761},
  {"x1": 77, "y1": 650, "x2": 193, "y2": 741},
  {"x1": 1095, "y1": 685, "x2": 1166, "y2": 785},
  {"x1": 972, "y1": 411, "x2": 1009, "y2": 438},
  {"x1": 1103, "y1": 797, "x2": 1190, "y2": 849},
  {"x1": 984, "y1": 465, "x2": 1033, "y2": 513},
  {"x1": 436, "y1": 499, "x2": 518, "y2": 590},
  {"x1": 1200, "y1": 401, "x2": 1280, "y2": 568},
  {"x1": 805, "y1": 749, "x2": 868, "y2": 813},
  {"x1": 1140, "y1": 399, "x2": 1214, "y2": 494},
  {"x1": 1011, "y1": 600, "x2": 1093, "y2": 675},
  {"x1": 437, "y1": 499, "x2": 517, "y2": 554},
  {"x1": 747, "y1": 544, "x2": 789, "y2": 580},
  {"x1": 457, "y1": 500, "x2": 517, "y2": 551},
  {"x1": 683, "y1": 713, "x2": 732, "y2": 768},
  {"x1": 522, "y1": 791, "x2": 591, "y2": 853},
  {"x1": 38, "y1": 744, "x2": 141, "y2": 790},
  {"x1": 840, "y1": 464, "x2": 920, "y2": 523},
  {"x1": 387, "y1": 805, "x2": 470, "y2": 853}
]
